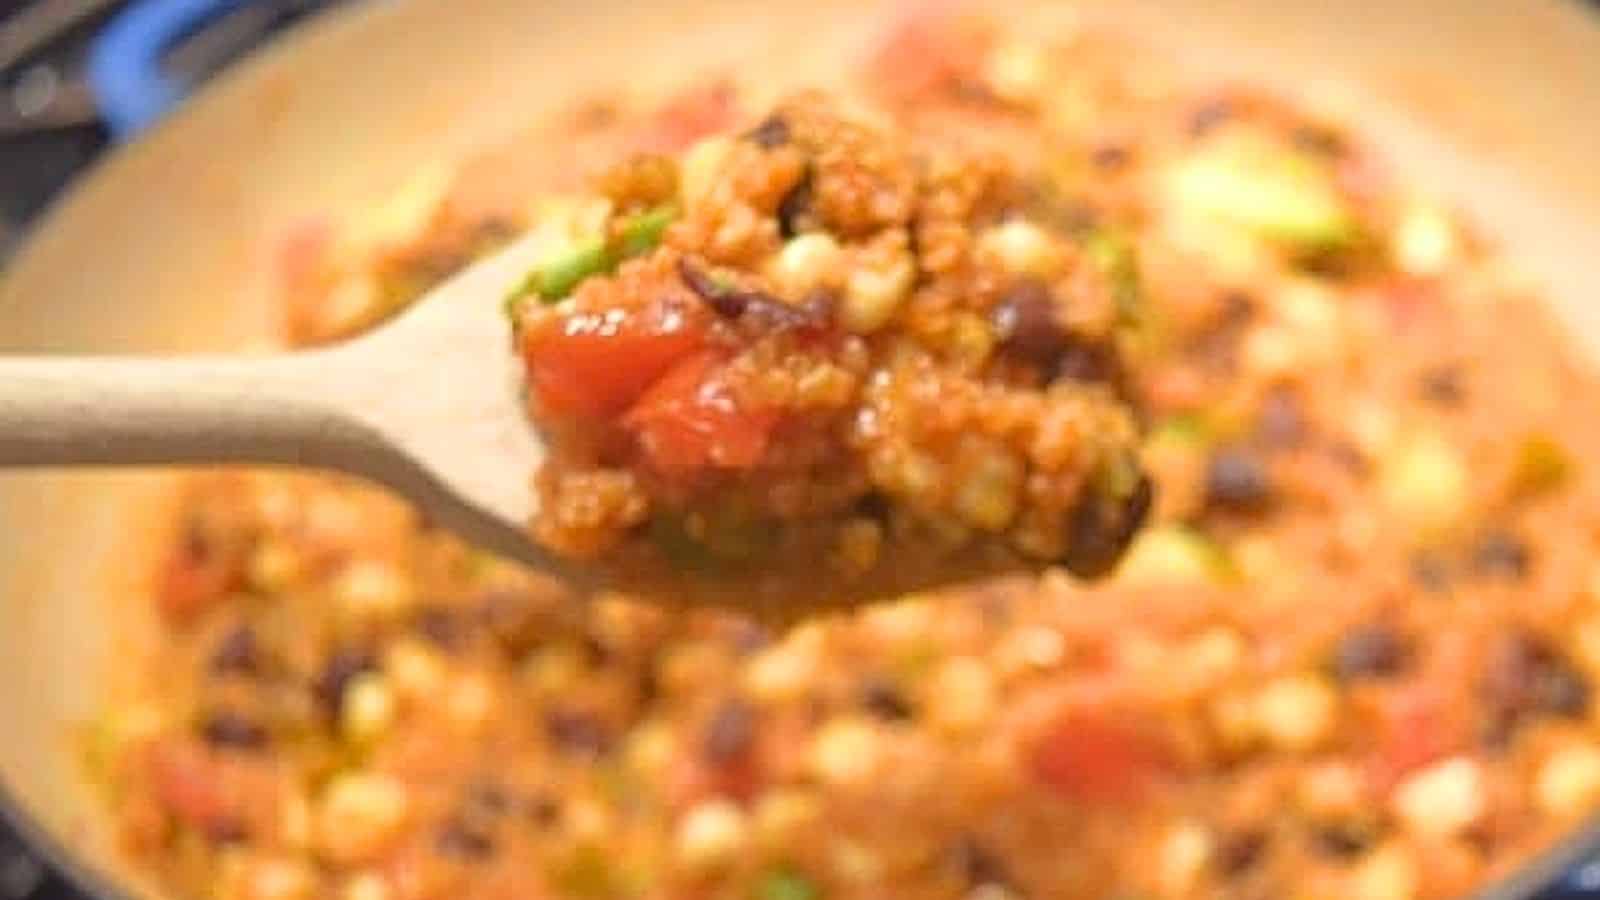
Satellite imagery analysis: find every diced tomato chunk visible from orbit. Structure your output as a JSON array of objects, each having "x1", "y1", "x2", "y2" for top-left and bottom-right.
[
  {"x1": 869, "y1": 4, "x2": 991, "y2": 102},
  {"x1": 1367, "y1": 682, "x2": 1462, "y2": 793},
  {"x1": 1029, "y1": 705, "x2": 1172, "y2": 804},
  {"x1": 157, "y1": 542, "x2": 236, "y2": 624},
  {"x1": 522, "y1": 304, "x2": 706, "y2": 419},
  {"x1": 146, "y1": 739, "x2": 232, "y2": 831},
  {"x1": 641, "y1": 81, "x2": 740, "y2": 154},
  {"x1": 623, "y1": 352, "x2": 777, "y2": 472}
]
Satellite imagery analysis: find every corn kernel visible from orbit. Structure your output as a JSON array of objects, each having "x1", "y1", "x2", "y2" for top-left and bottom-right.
[
  {"x1": 1255, "y1": 673, "x2": 1338, "y2": 752},
  {"x1": 383, "y1": 639, "x2": 445, "y2": 700},
  {"x1": 977, "y1": 220, "x2": 1062, "y2": 278},
  {"x1": 809, "y1": 718, "x2": 883, "y2": 784},
  {"x1": 1158, "y1": 821, "x2": 1214, "y2": 895},
  {"x1": 841, "y1": 251, "x2": 915, "y2": 333},
  {"x1": 342, "y1": 873, "x2": 391, "y2": 900},
  {"x1": 315, "y1": 773, "x2": 409, "y2": 865},
  {"x1": 770, "y1": 233, "x2": 844, "y2": 297},
  {"x1": 1393, "y1": 201, "x2": 1459, "y2": 277},
  {"x1": 1380, "y1": 430, "x2": 1469, "y2": 537},
  {"x1": 1392, "y1": 756, "x2": 1484, "y2": 839},
  {"x1": 333, "y1": 559, "x2": 415, "y2": 622},
  {"x1": 247, "y1": 540, "x2": 303, "y2": 592},
  {"x1": 744, "y1": 634, "x2": 822, "y2": 702},
  {"x1": 984, "y1": 41, "x2": 1052, "y2": 106},
  {"x1": 830, "y1": 840, "x2": 884, "y2": 883},
  {"x1": 928, "y1": 656, "x2": 997, "y2": 732},
  {"x1": 676, "y1": 800, "x2": 748, "y2": 870},
  {"x1": 1537, "y1": 744, "x2": 1600, "y2": 818},
  {"x1": 447, "y1": 672, "x2": 495, "y2": 733},
  {"x1": 1351, "y1": 843, "x2": 1419, "y2": 900},
  {"x1": 235, "y1": 858, "x2": 315, "y2": 900},
  {"x1": 340, "y1": 673, "x2": 396, "y2": 744},
  {"x1": 753, "y1": 788, "x2": 822, "y2": 848},
  {"x1": 681, "y1": 137, "x2": 734, "y2": 210}
]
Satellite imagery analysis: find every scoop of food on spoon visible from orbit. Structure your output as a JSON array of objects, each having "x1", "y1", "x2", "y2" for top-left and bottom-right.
[{"x1": 0, "y1": 94, "x2": 1153, "y2": 610}]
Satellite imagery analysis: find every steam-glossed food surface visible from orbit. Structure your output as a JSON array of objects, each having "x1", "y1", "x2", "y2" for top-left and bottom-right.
[
  {"x1": 509, "y1": 92, "x2": 1148, "y2": 604},
  {"x1": 91, "y1": 10, "x2": 1600, "y2": 900}
]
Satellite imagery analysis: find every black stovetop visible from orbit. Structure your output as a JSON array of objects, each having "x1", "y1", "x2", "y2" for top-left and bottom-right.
[{"x1": 3, "y1": 2, "x2": 1600, "y2": 898}]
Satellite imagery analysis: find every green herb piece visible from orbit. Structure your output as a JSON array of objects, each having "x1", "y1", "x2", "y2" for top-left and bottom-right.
[
  {"x1": 1169, "y1": 142, "x2": 1356, "y2": 250},
  {"x1": 756, "y1": 869, "x2": 819, "y2": 900},
  {"x1": 615, "y1": 204, "x2": 679, "y2": 260},
  {"x1": 1083, "y1": 228, "x2": 1141, "y2": 324}
]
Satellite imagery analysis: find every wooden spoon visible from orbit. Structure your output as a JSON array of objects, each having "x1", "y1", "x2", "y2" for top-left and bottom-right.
[{"x1": 0, "y1": 231, "x2": 563, "y2": 573}]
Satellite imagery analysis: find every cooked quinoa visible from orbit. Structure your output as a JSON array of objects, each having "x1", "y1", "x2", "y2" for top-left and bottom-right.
[
  {"x1": 94, "y1": 10, "x2": 1600, "y2": 900},
  {"x1": 509, "y1": 92, "x2": 1148, "y2": 601}
]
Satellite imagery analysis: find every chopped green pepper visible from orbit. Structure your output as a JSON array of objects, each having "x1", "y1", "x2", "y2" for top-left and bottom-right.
[
  {"x1": 615, "y1": 203, "x2": 679, "y2": 259},
  {"x1": 755, "y1": 869, "x2": 819, "y2": 900},
  {"x1": 537, "y1": 238, "x2": 613, "y2": 302},
  {"x1": 504, "y1": 203, "x2": 682, "y2": 318},
  {"x1": 1083, "y1": 228, "x2": 1141, "y2": 324},
  {"x1": 1169, "y1": 141, "x2": 1356, "y2": 251}
]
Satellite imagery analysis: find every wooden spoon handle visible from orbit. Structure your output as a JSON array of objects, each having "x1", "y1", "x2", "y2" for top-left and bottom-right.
[{"x1": 0, "y1": 351, "x2": 378, "y2": 469}]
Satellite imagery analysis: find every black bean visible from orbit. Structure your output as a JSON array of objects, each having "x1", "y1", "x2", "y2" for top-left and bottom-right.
[
  {"x1": 1409, "y1": 552, "x2": 1453, "y2": 594},
  {"x1": 1205, "y1": 447, "x2": 1272, "y2": 512},
  {"x1": 1188, "y1": 98, "x2": 1236, "y2": 137},
  {"x1": 777, "y1": 173, "x2": 814, "y2": 239},
  {"x1": 415, "y1": 607, "x2": 467, "y2": 650},
  {"x1": 950, "y1": 837, "x2": 1010, "y2": 888},
  {"x1": 1471, "y1": 531, "x2": 1530, "y2": 581},
  {"x1": 1483, "y1": 633, "x2": 1592, "y2": 735},
  {"x1": 1257, "y1": 389, "x2": 1306, "y2": 449},
  {"x1": 205, "y1": 819, "x2": 249, "y2": 845},
  {"x1": 209, "y1": 626, "x2": 261, "y2": 676},
  {"x1": 435, "y1": 820, "x2": 496, "y2": 859},
  {"x1": 678, "y1": 258, "x2": 826, "y2": 330},
  {"x1": 479, "y1": 590, "x2": 546, "y2": 658},
  {"x1": 1331, "y1": 625, "x2": 1409, "y2": 681},
  {"x1": 1054, "y1": 340, "x2": 1121, "y2": 386},
  {"x1": 853, "y1": 492, "x2": 893, "y2": 522},
  {"x1": 746, "y1": 115, "x2": 792, "y2": 149},
  {"x1": 1291, "y1": 125, "x2": 1346, "y2": 157},
  {"x1": 859, "y1": 676, "x2": 914, "y2": 721},
  {"x1": 543, "y1": 710, "x2": 613, "y2": 758},
  {"x1": 728, "y1": 619, "x2": 772, "y2": 655},
  {"x1": 527, "y1": 792, "x2": 561, "y2": 827},
  {"x1": 1091, "y1": 143, "x2": 1131, "y2": 170},
  {"x1": 200, "y1": 712, "x2": 269, "y2": 750},
  {"x1": 679, "y1": 258, "x2": 747, "y2": 317},
  {"x1": 1419, "y1": 366, "x2": 1465, "y2": 407},
  {"x1": 314, "y1": 647, "x2": 375, "y2": 718},
  {"x1": 1060, "y1": 465, "x2": 1154, "y2": 578},
  {"x1": 991, "y1": 281, "x2": 1067, "y2": 368},
  {"x1": 703, "y1": 700, "x2": 757, "y2": 763},
  {"x1": 464, "y1": 782, "x2": 511, "y2": 818},
  {"x1": 1214, "y1": 831, "x2": 1267, "y2": 877},
  {"x1": 1311, "y1": 821, "x2": 1374, "y2": 859}
]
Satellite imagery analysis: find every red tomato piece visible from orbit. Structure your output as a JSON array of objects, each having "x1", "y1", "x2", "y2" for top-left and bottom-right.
[
  {"x1": 1368, "y1": 683, "x2": 1462, "y2": 793},
  {"x1": 623, "y1": 352, "x2": 777, "y2": 472},
  {"x1": 869, "y1": 4, "x2": 990, "y2": 102},
  {"x1": 522, "y1": 304, "x2": 706, "y2": 419},
  {"x1": 641, "y1": 81, "x2": 739, "y2": 154},
  {"x1": 157, "y1": 543, "x2": 236, "y2": 624},
  {"x1": 1029, "y1": 706, "x2": 1172, "y2": 804},
  {"x1": 146, "y1": 739, "x2": 232, "y2": 831}
]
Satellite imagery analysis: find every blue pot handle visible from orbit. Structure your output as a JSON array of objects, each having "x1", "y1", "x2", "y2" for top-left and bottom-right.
[{"x1": 86, "y1": 0, "x2": 251, "y2": 139}]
